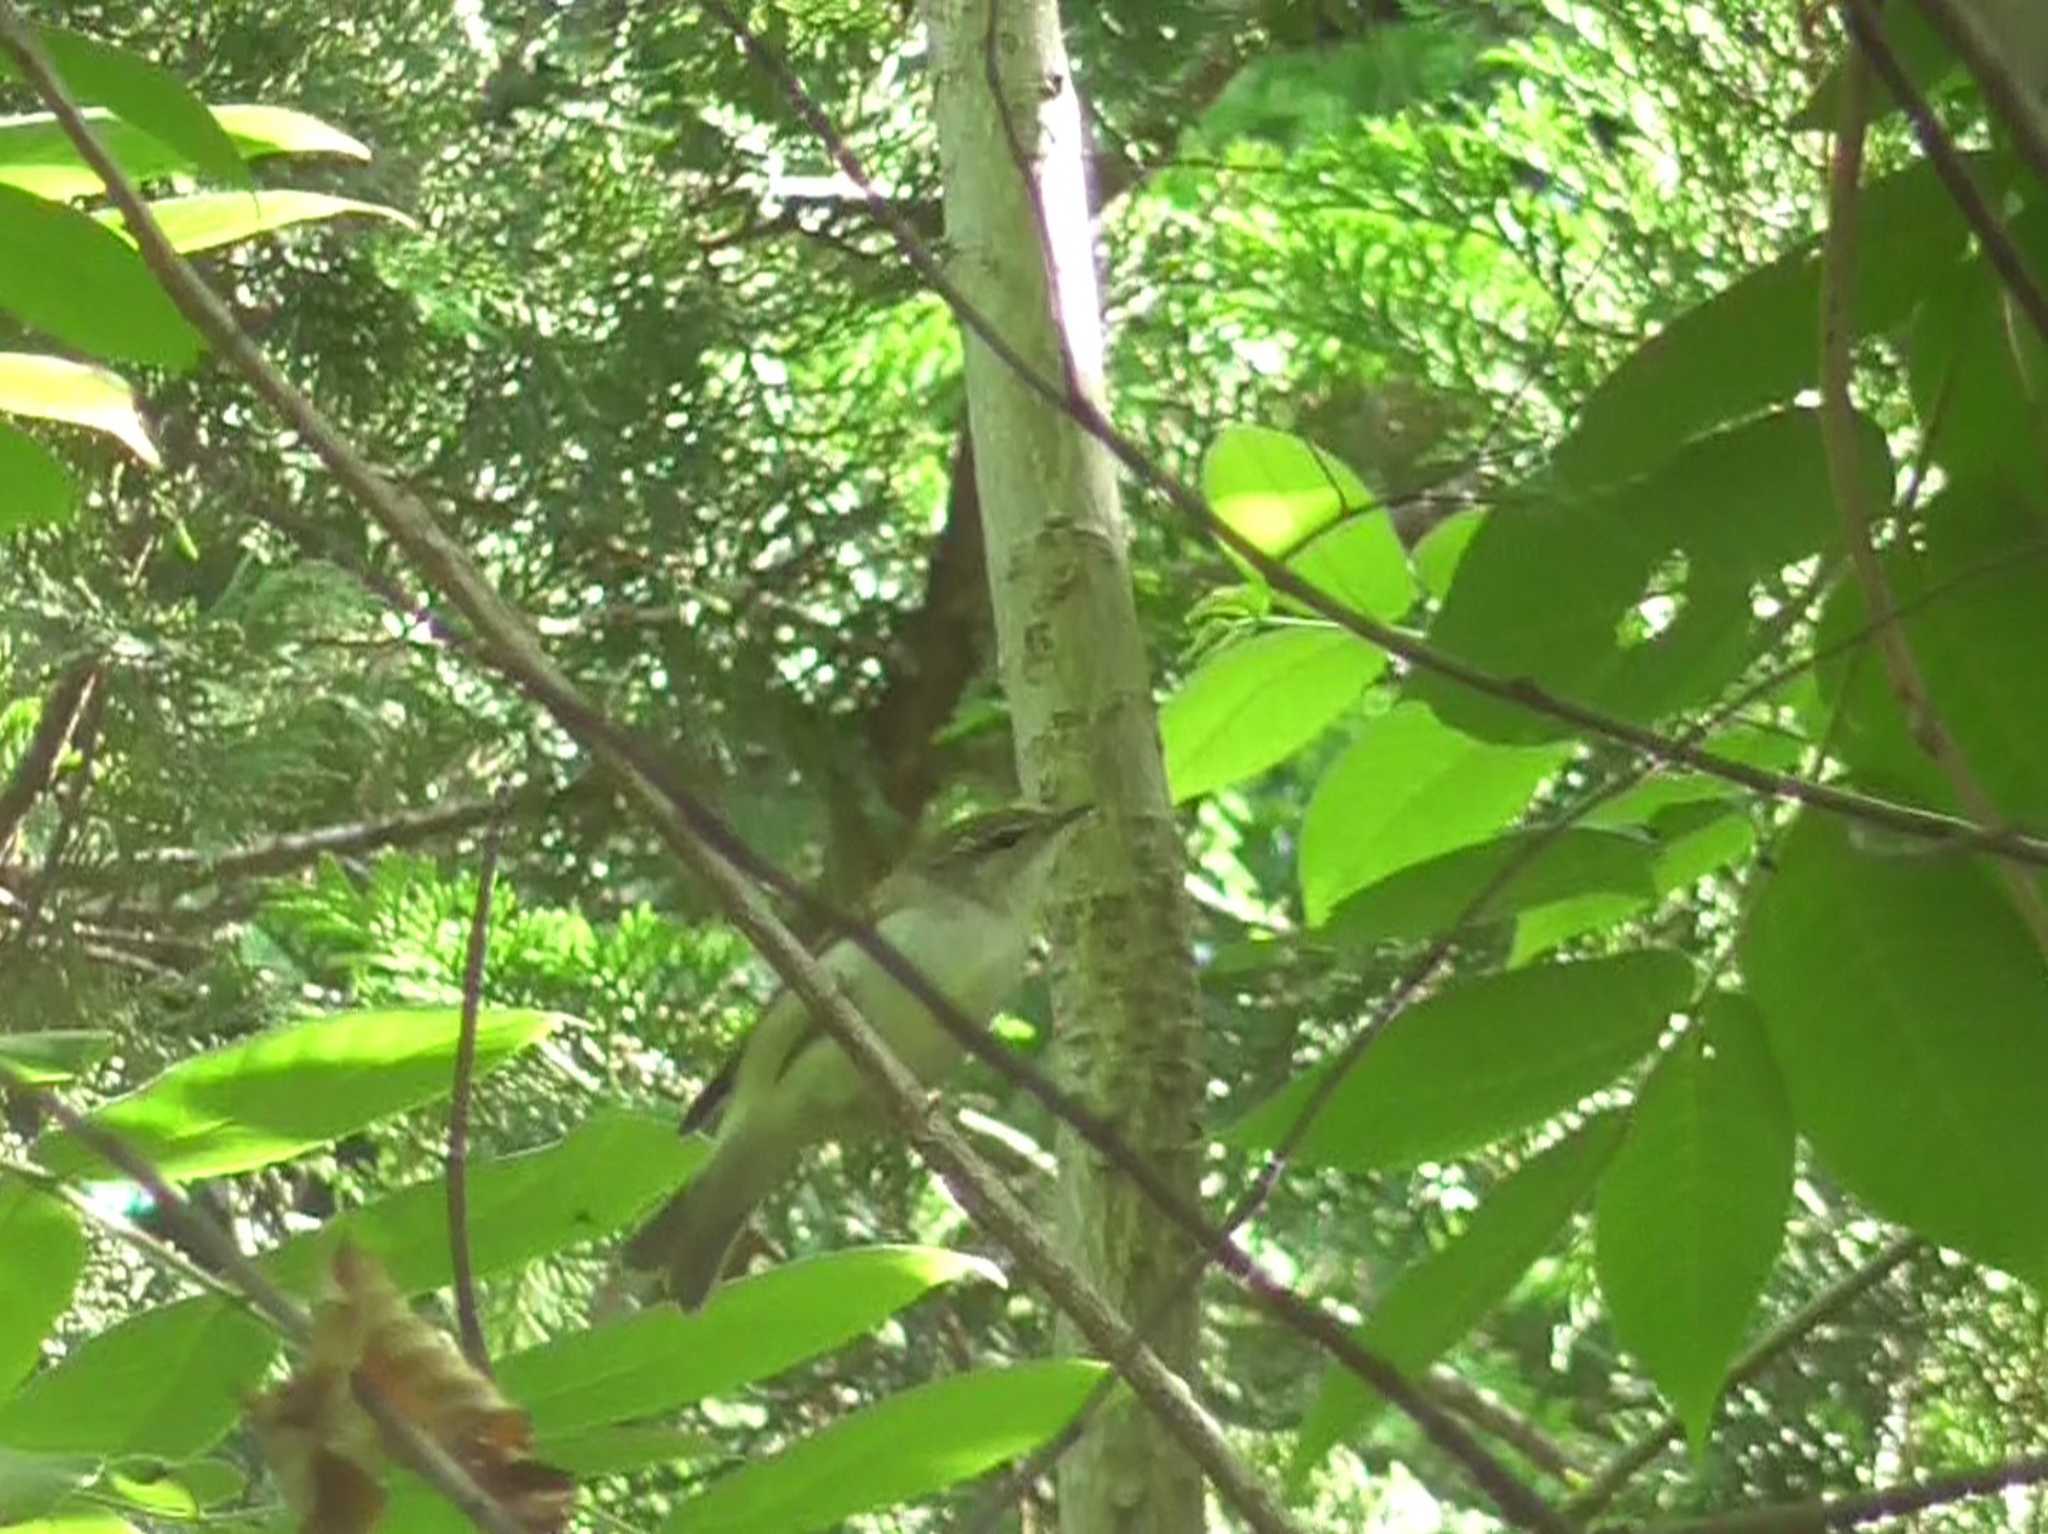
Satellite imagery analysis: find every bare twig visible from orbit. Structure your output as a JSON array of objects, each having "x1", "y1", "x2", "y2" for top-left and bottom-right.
[
  {"x1": 0, "y1": 658, "x2": 99, "y2": 859},
  {"x1": 1640, "y1": 1449, "x2": 2048, "y2": 1534},
  {"x1": 1819, "y1": 37, "x2": 2048, "y2": 951},
  {"x1": 447, "y1": 805, "x2": 509, "y2": 1375}
]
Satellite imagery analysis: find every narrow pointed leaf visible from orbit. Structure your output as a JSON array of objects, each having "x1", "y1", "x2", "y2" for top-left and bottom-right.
[
  {"x1": 0, "y1": 352, "x2": 158, "y2": 464},
  {"x1": 34, "y1": 1007, "x2": 557, "y2": 1180},
  {"x1": 1596, "y1": 996, "x2": 1792, "y2": 1448},
  {"x1": 1227, "y1": 950, "x2": 1690, "y2": 1169},
  {"x1": 0, "y1": 104, "x2": 368, "y2": 201},
  {"x1": 502, "y1": 1247, "x2": 1003, "y2": 1435},
  {"x1": 0, "y1": 185, "x2": 203, "y2": 369},
  {"x1": 1292, "y1": 1115, "x2": 1623, "y2": 1479},
  {"x1": 663, "y1": 1361, "x2": 1107, "y2": 1534},
  {"x1": 95, "y1": 190, "x2": 413, "y2": 255}
]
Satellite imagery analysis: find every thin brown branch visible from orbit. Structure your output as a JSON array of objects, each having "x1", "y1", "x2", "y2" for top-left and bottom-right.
[
  {"x1": 1834, "y1": 0, "x2": 2048, "y2": 343},
  {"x1": 0, "y1": 659, "x2": 99, "y2": 858},
  {"x1": 1820, "y1": 37, "x2": 2048, "y2": 951},
  {"x1": 1641, "y1": 1450, "x2": 2048, "y2": 1534},
  {"x1": 447, "y1": 805, "x2": 508, "y2": 1376}
]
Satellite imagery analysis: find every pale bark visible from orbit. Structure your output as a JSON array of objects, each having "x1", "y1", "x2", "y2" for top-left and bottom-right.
[{"x1": 926, "y1": 3, "x2": 1206, "y2": 1530}]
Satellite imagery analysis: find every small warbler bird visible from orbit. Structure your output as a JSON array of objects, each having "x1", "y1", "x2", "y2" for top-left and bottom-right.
[{"x1": 619, "y1": 801, "x2": 1091, "y2": 1309}]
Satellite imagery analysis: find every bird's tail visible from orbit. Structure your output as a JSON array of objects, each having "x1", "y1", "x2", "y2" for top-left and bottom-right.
[{"x1": 620, "y1": 1115, "x2": 800, "y2": 1310}]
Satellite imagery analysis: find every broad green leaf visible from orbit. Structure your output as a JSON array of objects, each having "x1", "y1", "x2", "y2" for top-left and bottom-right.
[
  {"x1": 1550, "y1": 160, "x2": 1972, "y2": 491},
  {"x1": 0, "y1": 421, "x2": 76, "y2": 532},
  {"x1": 1226, "y1": 950, "x2": 1690, "y2": 1169},
  {"x1": 1412, "y1": 508, "x2": 1481, "y2": 600},
  {"x1": 1284, "y1": 512, "x2": 1416, "y2": 620},
  {"x1": 0, "y1": 185, "x2": 203, "y2": 369},
  {"x1": 0, "y1": 105, "x2": 368, "y2": 201},
  {"x1": 0, "y1": 1447, "x2": 97, "y2": 1522},
  {"x1": 0, "y1": 354, "x2": 157, "y2": 465},
  {"x1": 1292, "y1": 1115, "x2": 1623, "y2": 1479},
  {"x1": 1743, "y1": 815, "x2": 2048, "y2": 1286},
  {"x1": 95, "y1": 191, "x2": 413, "y2": 256},
  {"x1": 1814, "y1": 484, "x2": 2048, "y2": 823},
  {"x1": 1417, "y1": 410, "x2": 1877, "y2": 744},
  {"x1": 0, "y1": 1187, "x2": 84, "y2": 1392},
  {"x1": 7, "y1": 26, "x2": 248, "y2": 188},
  {"x1": 0, "y1": 1298, "x2": 275, "y2": 1456},
  {"x1": 663, "y1": 1360, "x2": 1108, "y2": 1534},
  {"x1": 257, "y1": 1108, "x2": 705, "y2": 1296},
  {"x1": 1320, "y1": 828, "x2": 1657, "y2": 948},
  {"x1": 0, "y1": 1030, "x2": 113, "y2": 1084},
  {"x1": 34, "y1": 1007, "x2": 557, "y2": 1181},
  {"x1": 502, "y1": 1247, "x2": 1002, "y2": 1436},
  {"x1": 1204, "y1": 424, "x2": 1372, "y2": 557},
  {"x1": 1299, "y1": 700, "x2": 1570, "y2": 924},
  {"x1": 1161, "y1": 628, "x2": 1384, "y2": 802},
  {"x1": 1596, "y1": 997, "x2": 1792, "y2": 1449}
]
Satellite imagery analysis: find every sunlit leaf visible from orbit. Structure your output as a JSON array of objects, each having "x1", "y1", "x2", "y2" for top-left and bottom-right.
[
  {"x1": 0, "y1": 184, "x2": 203, "y2": 369},
  {"x1": 34, "y1": 1008, "x2": 558, "y2": 1181},
  {"x1": 1203, "y1": 424, "x2": 1372, "y2": 557},
  {"x1": 663, "y1": 1361, "x2": 1107, "y2": 1534},
  {"x1": 1161, "y1": 628, "x2": 1383, "y2": 802},
  {"x1": 95, "y1": 190, "x2": 413, "y2": 255},
  {"x1": 0, "y1": 1187, "x2": 84, "y2": 1392},
  {"x1": 0, "y1": 352, "x2": 158, "y2": 464},
  {"x1": 1596, "y1": 997, "x2": 1792, "y2": 1448}
]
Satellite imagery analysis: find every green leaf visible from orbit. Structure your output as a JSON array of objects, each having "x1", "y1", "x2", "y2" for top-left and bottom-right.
[
  {"x1": 1283, "y1": 512, "x2": 1416, "y2": 620},
  {"x1": 1203, "y1": 424, "x2": 1372, "y2": 557},
  {"x1": 662, "y1": 1360, "x2": 1108, "y2": 1534},
  {"x1": 0, "y1": 185, "x2": 203, "y2": 369},
  {"x1": 0, "y1": 1187, "x2": 84, "y2": 1392},
  {"x1": 0, "y1": 1030, "x2": 113, "y2": 1085},
  {"x1": 1595, "y1": 997, "x2": 1792, "y2": 1449},
  {"x1": 257, "y1": 1108, "x2": 705, "y2": 1296},
  {"x1": 34, "y1": 1007, "x2": 557, "y2": 1181},
  {"x1": 536, "y1": 1424, "x2": 718, "y2": 1477},
  {"x1": 1226, "y1": 950, "x2": 1690, "y2": 1170},
  {"x1": 1418, "y1": 410, "x2": 1876, "y2": 744},
  {"x1": 1550, "y1": 160, "x2": 1972, "y2": 492},
  {"x1": 1743, "y1": 815, "x2": 2048, "y2": 1286},
  {"x1": 0, "y1": 421, "x2": 77, "y2": 532},
  {"x1": 1161, "y1": 628, "x2": 1384, "y2": 802},
  {"x1": 1299, "y1": 700, "x2": 1570, "y2": 924},
  {"x1": 502, "y1": 1246, "x2": 1002, "y2": 1437},
  {"x1": 1292, "y1": 1115, "x2": 1623, "y2": 1479},
  {"x1": 95, "y1": 191, "x2": 414, "y2": 256},
  {"x1": 0, "y1": 353, "x2": 158, "y2": 465},
  {"x1": 9, "y1": 26, "x2": 249, "y2": 188},
  {"x1": 1412, "y1": 508, "x2": 1481, "y2": 600},
  {"x1": 1585, "y1": 726, "x2": 1807, "y2": 828},
  {"x1": 0, "y1": 104, "x2": 369, "y2": 201},
  {"x1": 0, "y1": 1512, "x2": 137, "y2": 1534},
  {"x1": 1320, "y1": 827, "x2": 1658, "y2": 948},
  {"x1": 1816, "y1": 483, "x2": 2048, "y2": 824},
  {"x1": 0, "y1": 1298, "x2": 275, "y2": 1456}
]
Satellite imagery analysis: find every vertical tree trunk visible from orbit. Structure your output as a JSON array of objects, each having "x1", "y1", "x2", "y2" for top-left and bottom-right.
[{"x1": 925, "y1": 3, "x2": 1206, "y2": 1530}]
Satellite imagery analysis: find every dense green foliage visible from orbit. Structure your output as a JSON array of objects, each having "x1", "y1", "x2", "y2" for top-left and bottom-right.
[{"x1": 3, "y1": 1, "x2": 2047, "y2": 1532}]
